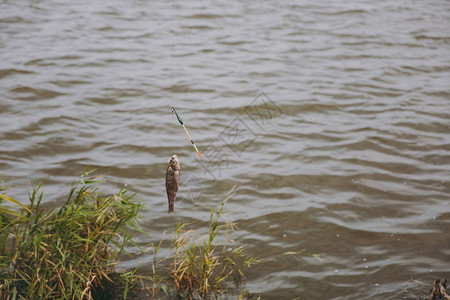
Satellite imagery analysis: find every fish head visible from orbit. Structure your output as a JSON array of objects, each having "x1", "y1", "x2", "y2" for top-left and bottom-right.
[{"x1": 170, "y1": 154, "x2": 180, "y2": 171}]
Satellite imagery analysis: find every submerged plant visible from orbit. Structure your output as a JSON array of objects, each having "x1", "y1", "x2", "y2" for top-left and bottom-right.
[
  {"x1": 169, "y1": 186, "x2": 259, "y2": 299},
  {"x1": 0, "y1": 170, "x2": 142, "y2": 299}
]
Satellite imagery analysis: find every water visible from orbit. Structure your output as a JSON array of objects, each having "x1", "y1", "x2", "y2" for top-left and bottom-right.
[{"x1": 1, "y1": 0, "x2": 449, "y2": 298}]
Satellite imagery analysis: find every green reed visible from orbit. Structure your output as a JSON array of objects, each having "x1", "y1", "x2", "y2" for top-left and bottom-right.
[
  {"x1": 168, "y1": 186, "x2": 259, "y2": 299},
  {"x1": 1, "y1": 174, "x2": 258, "y2": 299},
  {"x1": 0, "y1": 170, "x2": 142, "y2": 299}
]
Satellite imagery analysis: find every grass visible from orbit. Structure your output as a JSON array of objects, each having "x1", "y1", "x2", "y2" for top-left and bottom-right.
[
  {"x1": 0, "y1": 170, "x2": 142, "y2": 299},
  {"x1": 0, "y1": 173, "x2": 258, "y2": 299},
  {"x1": 168, "y1": 186, "x2": 259, "y2": 299}
]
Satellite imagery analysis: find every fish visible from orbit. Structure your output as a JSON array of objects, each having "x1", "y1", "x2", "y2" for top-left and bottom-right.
[{"x1": 166, "y1": 154, "x2": 180, "y2": 213}]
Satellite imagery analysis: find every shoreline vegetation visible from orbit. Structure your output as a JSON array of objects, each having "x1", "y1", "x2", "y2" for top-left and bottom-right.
[
  {"x1": 1, "y1": 170, "x2": 445, "y2": 299},
  {"x1": 0, "y1": 170, "x2": 258, "y2": 299}
]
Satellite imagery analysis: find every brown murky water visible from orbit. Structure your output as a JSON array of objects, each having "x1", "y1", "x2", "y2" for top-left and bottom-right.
[{"x1": 1, "y1": 0, "x2": 449, "y2": 298}]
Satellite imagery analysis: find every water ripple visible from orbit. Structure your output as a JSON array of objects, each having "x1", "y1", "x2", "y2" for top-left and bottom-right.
[{"x1": 1, "y1": 0, "x2": 449, "y2": 298}]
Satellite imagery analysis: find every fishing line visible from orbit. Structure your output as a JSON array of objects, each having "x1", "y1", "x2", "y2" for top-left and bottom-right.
[
  {"x1": 170, "y1": 3, "x2": 202, "y2": 159},
  {"x1": 171, "y1": 3, "x2": 174, "y2": 108}
]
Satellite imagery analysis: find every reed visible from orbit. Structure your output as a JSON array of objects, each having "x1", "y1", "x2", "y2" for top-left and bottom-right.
[
  {"x1": 0, "y1": 170, "x2": 142, "y2": 299},
  {"x1": 169, "y1": 186, "x2": 259, "y2": 299},
  {"x1": 1, "y1": 175, "x2": 258, "y2": 299}
]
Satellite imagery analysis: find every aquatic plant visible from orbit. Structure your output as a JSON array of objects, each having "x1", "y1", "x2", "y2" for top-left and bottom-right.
[{"x1": 0, "y1": 170, "x2": 142, "y2": 299}]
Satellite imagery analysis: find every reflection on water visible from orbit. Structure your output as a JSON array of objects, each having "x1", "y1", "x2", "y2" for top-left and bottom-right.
[{"x1": 1, "y1": 0, "x2": 449, "y2": 298}]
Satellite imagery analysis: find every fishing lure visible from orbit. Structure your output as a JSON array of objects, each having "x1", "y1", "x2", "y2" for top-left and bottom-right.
[{"x1": 171, "y1": 107, "x2": 202, "y2": 158}]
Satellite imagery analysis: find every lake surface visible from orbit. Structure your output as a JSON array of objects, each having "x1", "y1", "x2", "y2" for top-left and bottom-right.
[{"x1": 1, "y1": 0, "x2": 449, "y2": 298}]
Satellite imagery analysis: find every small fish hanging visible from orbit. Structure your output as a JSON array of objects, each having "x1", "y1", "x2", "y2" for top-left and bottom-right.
[
  {"x1": 171, "y1": 107, "x2": 202, "y2": 158},
  {"x1": 166, "y1": 154, "x2": 180, "y2": 213}
]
